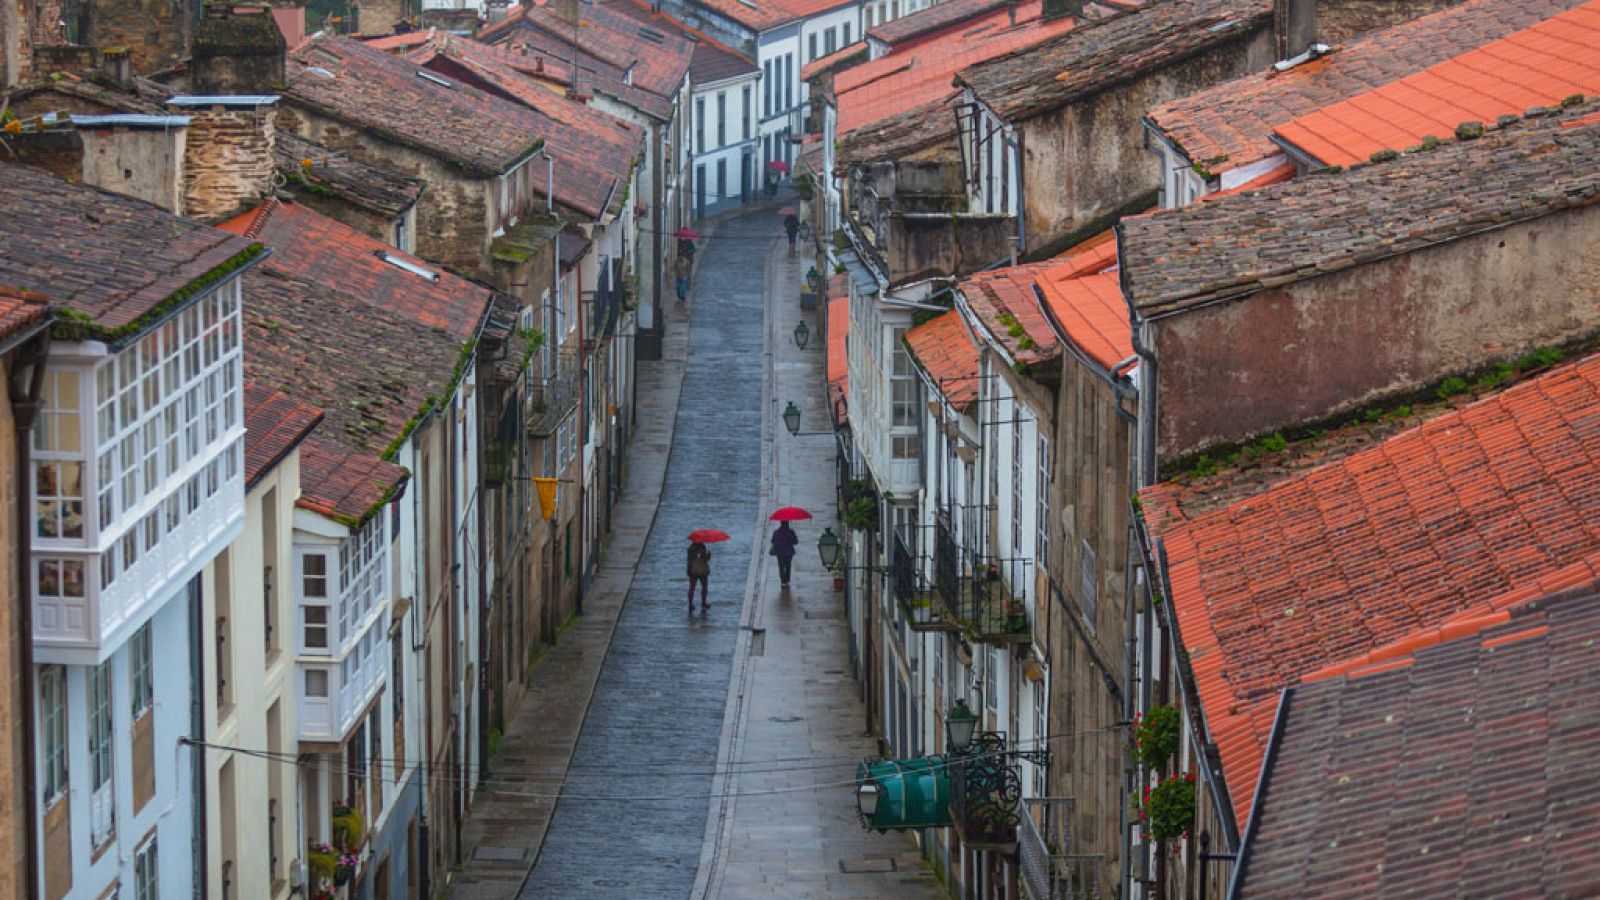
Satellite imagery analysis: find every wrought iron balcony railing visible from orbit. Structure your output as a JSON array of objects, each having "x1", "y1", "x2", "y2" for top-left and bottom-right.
[
  {"x1": 931, "y1": 514, "x2": 1032, "y2": 643},
  {"x1": 1019, "y1": 798, "x2": 1104, "y2": 900},
  {"x1": 949, "y1": 732, "x2": 1048, "y2": 854},
  {"x1": 527, "y1": 353, "x2": 581, "y2": 437},
  {"x1": 893, "y1": 532, "x2": 957, "y2": 633}
]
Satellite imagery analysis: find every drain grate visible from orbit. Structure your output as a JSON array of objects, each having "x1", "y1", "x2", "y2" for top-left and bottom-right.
[{"x1": 839, "y1": 858, "x2": 897, "y2": 874}]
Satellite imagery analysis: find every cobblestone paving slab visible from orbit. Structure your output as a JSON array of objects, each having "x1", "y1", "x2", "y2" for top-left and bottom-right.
[{"x1": 519, "y1": 207, "x2": 779, "y2": 899}]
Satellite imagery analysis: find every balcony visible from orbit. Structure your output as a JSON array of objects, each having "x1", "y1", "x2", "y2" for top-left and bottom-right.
[
  {"x1": 527, "y1": 351, "x2": 581, "y2": 437},
  {"x1": 893, "y1": 532, "x2": 957, "y2": 633},
  {"x1": 846, "y1": 161, "x2": 1014, "y2": 286},
  {"x1": 949, "y1": 732, "x2": 1029, "y2": 853},
  {"x1": 932, "y1": 515, "x2": 1031, "y2": 644},
  {"x1": 1019, "y1": 798, "x2": 1104, "y2": 900}
]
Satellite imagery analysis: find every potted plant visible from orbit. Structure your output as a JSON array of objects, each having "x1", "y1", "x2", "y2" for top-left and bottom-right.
[
  {"x1": 1132, "y1": 706, "x2": 1181, "y2": 773},
  {"x1": 1143, "y1": 773, "x2": 1197, "y2": 843},
  {"x1": 332, "y1": 803, "x2": 365, "y2": 849},
  {"x1": 307, "y1": 842, "x2": 338, "y2": 885},
  {"x1": 333, "y1": 850, "x2": 360, "y2": 887}
]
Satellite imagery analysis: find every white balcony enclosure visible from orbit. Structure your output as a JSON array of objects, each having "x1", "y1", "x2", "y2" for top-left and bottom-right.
[
  {"x1": 295, "y1": 510, "x2": 391, "y2": 743},
  {"x1": 31, "y1": 281, "x2": 247, "y2": 665}
]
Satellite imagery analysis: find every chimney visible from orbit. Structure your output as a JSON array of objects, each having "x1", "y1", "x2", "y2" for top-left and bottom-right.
[
  {"x1": 168, "y1": 96, "x2": 279, "y2": 222},
  {"x1": 1275, "y1": 0, "x2": 1317, "y2": 59},
  {"x1": 1006, "y1": 0, "x2": 1017, "y2": 25},
  {"x1": 102, "y1": 48, "x2": 134, "y2": 91},
  {"x1": 269, "y1": 1, "x2": 307, "y2": 50},
  {"x1": 1040, "y1": 0, "x2": 1083, "y2": 21},
  {"x1": 190, "y1": 4, "x2": 289, "y2": 95}
]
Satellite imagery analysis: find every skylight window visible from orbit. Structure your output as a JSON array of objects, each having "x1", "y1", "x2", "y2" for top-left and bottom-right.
[
  {"x1": 417, "y1": 70, "x2": 454, "y2": 88},
  {"x1": 376, "y1": 250, "x2": 440, "y2": 281},
  {"x1": 308, "y1": 66, "x2": 335, "y2": 79}
]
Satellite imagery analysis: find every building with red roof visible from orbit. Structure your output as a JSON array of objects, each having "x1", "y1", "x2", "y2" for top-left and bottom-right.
[
  {"x1": 1138, "y1": 347, "x2": 1600, "y2": 843},
  {"x1": 1144, "y1": 0, "x2": 1588, "y2": 204}
]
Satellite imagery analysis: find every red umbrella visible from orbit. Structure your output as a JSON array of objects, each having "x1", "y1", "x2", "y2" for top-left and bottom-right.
[
  {"x1": 688, "y1": 529, "x2": 731, "y2": 543},
  {"x1": 776, "y1": 206, "x2": 797, "y2": 216},
  {"x1": 675, "y1": 227, "x2": 700, "y2": 240},
  {"x1": 767, "y1": 160, "x2": 790, "y2": 173},
  {"x1": 769, "y1": 507, "x2": 812, "y2": 522}
]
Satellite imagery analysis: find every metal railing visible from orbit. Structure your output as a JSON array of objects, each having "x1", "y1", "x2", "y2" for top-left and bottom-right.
[
  {"x1": 893, "y1": 532, "x2": 956, "y2": 632},
  {"x1": 527, "y1": 350, "x2": 581, "y2": 437},
  {"x1": 1020, "y1": 798, "x2": 1103, "y2": 900},
  {"x1": 931, "y1": 513, "x2": 1031, "y2": 642}
]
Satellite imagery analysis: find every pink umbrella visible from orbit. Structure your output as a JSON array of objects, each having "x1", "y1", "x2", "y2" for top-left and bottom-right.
[
  {"x1": 766, "y1": 160, "x2": 790, "y2": 173},
  {"x1": 675, "y1": 227, "x2": 700, "y2": 240},
  {"x1": 769, "y1": 507, "x2": 812, "y2": 522}
]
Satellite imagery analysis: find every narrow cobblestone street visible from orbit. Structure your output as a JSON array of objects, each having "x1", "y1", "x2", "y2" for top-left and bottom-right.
[{"x1": 451, "y1": 203, "x2": 942, "y2": 899}]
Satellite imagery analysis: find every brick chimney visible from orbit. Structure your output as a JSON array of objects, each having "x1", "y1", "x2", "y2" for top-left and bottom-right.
[
  {"x1": 168, "y1": 96, "x2": 279, "y2": 222},
  {"x1": 190, "y1": 3, "x2": 288, "y2": 95},
  {"x1": 101, "y1": 47, "x2": 134, "y2": 91},
  {"x1": 1041, "y1": 0, "x2": 1084, "y2": 22}
]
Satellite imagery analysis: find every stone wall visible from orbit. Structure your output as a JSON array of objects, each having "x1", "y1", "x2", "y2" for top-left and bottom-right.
[
  {"x1": 1151, "y1": 203, "x2": 1600, "y2": 463},
  {"x1": 190, "y1": 4, "x2": 287, "y2": 94},
  {"x1": 8, "y1": 130, "x2": 85, "y2": 184},
  {"x1": 182, "y1": 106, "x2": 275, "y2": 222},
  {"x1": 30, "y1": 43, "x2": 96, "y2": 77},
  {"x1": 1018, "y1": 28, "x2": 1276, "y2": 256},
  {"x1": 87, "y1": 0, "x2": 191, "y2": 73},
  {"x1": 354, "y1": 0, "x2": 407, "y2": 36},
  {"x1": 1315, "y1": 0, "x2": 1464, "y2": 44},
  {"x1": 79, "y1": 125, "x2": 187, "y2": 212}
]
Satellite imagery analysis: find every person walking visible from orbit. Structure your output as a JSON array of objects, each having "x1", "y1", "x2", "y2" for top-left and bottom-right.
[
  {"x1": 769, "y1": 522, "x2": 798, "y2": 587},
  {"x1": 784, "y1": 213, "x2": 800, "y2": 252},
  {"x1": 674, "y1": 255, "x2": 690, "y2": 304},
  {"x1": 687, "y1": 540, "x2": 711, "y2": 611}
]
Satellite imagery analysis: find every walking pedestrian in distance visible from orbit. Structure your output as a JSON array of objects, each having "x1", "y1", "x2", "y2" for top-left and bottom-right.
[
  {"x1": 687, "y1": 540, "x2": 711, "y2": 612},
  {"x1": 784, "y1": 213, "x2": 800, "y2": 251},
  {"x1": 674, "y1": 256, "x2": 690, "y2": 304},
  {"x1": 769, "y1": 521, "x2": 798, "y2": 587}
]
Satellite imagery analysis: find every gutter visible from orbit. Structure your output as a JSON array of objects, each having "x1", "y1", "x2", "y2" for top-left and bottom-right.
[{"x1": 8, "y1": 326, "x2": 48, "y2": 900}]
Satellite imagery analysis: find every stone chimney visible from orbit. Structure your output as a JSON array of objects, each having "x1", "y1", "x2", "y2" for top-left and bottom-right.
[
  {"x1": 190, "y1": 3, "x2": 288, "y2": 95},
  {"x1": 76, "y1": 116, "x2": 191, "y2": 213},
  {"x1": 1041, "y1": 0, "x2": 1084, "y2": 22},
  {"x1": 1275, "y1": 0, "x2": 1317, "y2": 59},
  {"x1": 353, "y1": 0, "x2": 410, "y2": 36},
  {"x1": 169, "y1": 96, "x2": 278, "y2": 222},
  {"x1": 101, "y1": 47, "x2": 134, "y2": 91}
]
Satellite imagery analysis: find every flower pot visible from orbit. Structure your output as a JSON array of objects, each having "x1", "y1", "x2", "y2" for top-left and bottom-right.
[{"x1": 833, "y1": 576, "x2": 844, "y2": 591}]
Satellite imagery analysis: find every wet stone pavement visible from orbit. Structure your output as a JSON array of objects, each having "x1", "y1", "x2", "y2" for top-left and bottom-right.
[{"x1": 518, "y1": 207, "x2": 779, "y2": 898}]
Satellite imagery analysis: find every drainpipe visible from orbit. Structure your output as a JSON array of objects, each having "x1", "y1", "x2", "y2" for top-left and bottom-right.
[
  {"x1": 8, "y1": 329, "x2": 48, "y2": 900},
  {"x1": 576, "y1": 261, "x2": 588, "y2": 619},
  {"x1": 409, "y1": 432, "x2": 432, "y2": 900},
  {"x1": 191, "y1": 573, "x2": 207, "y2": 893}
]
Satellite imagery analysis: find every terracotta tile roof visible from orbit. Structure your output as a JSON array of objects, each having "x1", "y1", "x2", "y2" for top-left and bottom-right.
[
  {"x1": 413, "y1": 34, "x2": 643, "y2": 218},
  {"x1": 796, "y1": 139, "x2": 826, "y2": 178},
  {"x1": 481, "y1": 0, "x2": 693, "y2": 99},
  {"x1": 1273, "y1": 0, "x2": 1600, "y2": 168},
  {"x1": 5, "y1": 74, "x2": 169, "y2": 115},
  {"x1": 907, "y1": 309, "x2": 982, "y2": 410},
  {"x1": 1194, "y1": 160, "x2": 1293, "y2": 200},
  {"x1": 958, "y1": 261, "x2": 1059, "y2": 368},
  {"x1": 690, "y1": 33, "x2": 759, "y2": 83},
  {"x1": 0, "y1": 162, "x2": 260, "y2": 339},
  {"x1": 240, "y1": 264, "x2": 461, "y2": 464},
  {"x1": 957, "y1": 0, "x2": 1272, "y2": 123},
  {"x1": 220, "y1": 197, "x2": 492, "y2": 341},
  {"x1": 867, "y1": 0, "x2": 1014, "y2": 48},
  {"x1": 0, "y1": 286, "x2": 52, "y2": 343},
  {"x1": 681, "y1": 0, "x2": 854, "y2": 35},
  {"x1": 836, "y1": 1, "x2": 1076, "y2": 163},
  {"x1": 1140, "y1": 350, "x2": 1600, "y2": 827},
  {"x1": 1036, "y1": 269, "x2": 1131, "y2": 372},
  {"x1": 243, "y1": 382, "x2": 324, "y2": 487},
  {"x1": 826, "y1": 294, "x2": 849, "y2": 392},
  {"x1": 1146, "y1": 0, "x2": 1582, "y2": 174},
  {"x1": 360, "y1": 28, "x2": 438, "y2": 51},
  {"x1": 1119, "y1": 103, "x2": 1600, "y2": 319},
  {"x1": 558, "y1": 230, "x2": 592, "y2": 266},
  {"x1": 295, "y1": 434, "x2": 411, "y2": 526},
  {"x1": 1234, "y1": 590, "x2": 1600, "y2": 898},
  {"x1": 800, "y1": 40, "x2": 867, "y2": 82},
  {"x1": 286, "y1": 34, "x2": 547, "y2": 178},
  {"x1": 481, "y1": 29, "x2": 675, "y2": 120},
  {"x1": 275, "y1": 132, "x2": 426, "y2": 218}
]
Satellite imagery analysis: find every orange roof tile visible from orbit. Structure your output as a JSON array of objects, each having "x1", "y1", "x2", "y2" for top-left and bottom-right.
[
  {"x1": 1141, "y1": 350, "x2": 1600, "y2": 827},
  {"x1": 906, "y1": 309, "x2": 981, "y2": 410},
  {"x1": 959, "y1": 261, "x2": 1059, "y2": 368},
  {"x1": 1036, "y1": 271, "x2": 1131, "y2": 372},
  {"x1": 1146, "y1": 0, "x2": 1584, "y2": 174},
  {"x1": 1195, "y1": 161, "x2": 1293, "y2": 200},
  {"x1": 243, "y1": 383, "x2": 324, "y2": 487},
  {"x1": 1273, "y1": 0, "x2": 1600, "y2": 166},
  {"x1": 827, "y1": 295, "x2": 849, "y2": 425},
  {"x1": 295, "y1": 434, "x2": 410, "y2": 526},
  {"x1": 801, "y1": 41, "x2": 867, "y2": 82},
  {"x1": 835, "y1": 1, "x2": 1075, "y2": 138},
  {"x1": 0, "y1": 286, "x2": 51, "y2": 342}
]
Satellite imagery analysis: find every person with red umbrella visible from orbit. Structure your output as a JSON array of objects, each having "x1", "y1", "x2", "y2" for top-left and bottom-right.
[
  {"x1": 686, "y1": 529, "x2": 728, "y2": 613},
  {"x1": 768, "y1": 508, "x2": 811, "y2": 587}
]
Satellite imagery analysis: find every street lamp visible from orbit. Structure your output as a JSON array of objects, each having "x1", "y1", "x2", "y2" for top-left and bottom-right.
[
  {"x1": 855, "y1": 780, "x2": 881, "y2": 820},
  {"x1": 793, "y1": 319, "x2": 811, "y2": 350},
  {"x1": 945, "y1": 699, "x2": 979, "y2": 752},
  {"x1": 817, "y1": 527, "x2": 842, "y2": 569},
  {"x1": 783, "y1": 401, "x2": 802, "y2": 436}
]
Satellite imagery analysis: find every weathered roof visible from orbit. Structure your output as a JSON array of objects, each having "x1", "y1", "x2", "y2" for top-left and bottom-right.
[
  {"x1": 867, "y1": 0, "x2": 1013, "y2": 48},
  {"x1": 836, "y1": 0, "x2": 1076, "y2": 163},
  {"x1": 286, "y1": 34, "x2": 546, "y2": 178},
  {"x1": 1033, "y1": 230, "x2": 1133, "y2": 372},
  {"x1": 243, "y1": 383, "x2": 325, "y2": 487},
  {"x1": 1119, "y1": 103, "x2": 1600, "y2": 318},
  {"x1": 827, "y1": 293, "x2": 849, "y2": 425},
  {"x1": 480, "y1": 27, "x2": 675, "y2": 120},
  {"x1": 1274, "y1": 0, "x2": 1600, "y2": 167},
  {"x1": 691, "y1": 33, "x2": 759, "y2": 83},
  {"x1": 685, "y1": 0, "x2": 854, "y2": 35},
  {"x1": 274, "y1": 132, "x2": 426, "y2": 218},
  {"x1": 1147, "y1": 0, "x2": 1585, "y2": 174},
  {"x1": 481, "y1": 0, "x2": 694, "y2": 99},
  {"x1": 958, "y1": 260, "x2": 1059, "y2": 369},
  {"x1": 906, "y1": 309, "x2": 982, "y2": 410},
  {"x1": 416, "y1": 34, "x2": 642, "y2": 218},
  {"x1": 800, "y1": 40, "x2": 868, "y2": 83},
  {"x1": 4, "y1": 74, "x2": 170, "y2": 116},
  {"x1": 1140, "y1": 349, "x2": 1600, "y2": 826},
  {"x1": 296, "y1": 434, "x2": 411, "y2": 527},
  {"x1": 1233, "y1": 588, "x2": 1600, "y2": 898},
  {"x1": 0, "y1": 161, "x2": 260, "y2": 341},
  {"x1": 957, "y1": 0, "x2": 1272, "y2": 122}
]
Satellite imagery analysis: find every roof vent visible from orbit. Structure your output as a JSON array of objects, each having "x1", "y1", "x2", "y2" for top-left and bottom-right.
[
  {"x1": 376, "y1": 250, "x2": 441, "y2": 281},
  {"x1": 1207, "y1": 17, "x2": 1241, "y2": 32},
  {"x1": 737, "y1": 0, "x2": 758, "y2": 8},
  {"x1": 1272, "y1": 42, "x2": 1330, "y2": 72},
  {"x1": 307, "y1": 66, "x2": 335, "y2": 79},
  {"x1": 417, "y1": 70, "x2": 453, "y2": 88}
]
